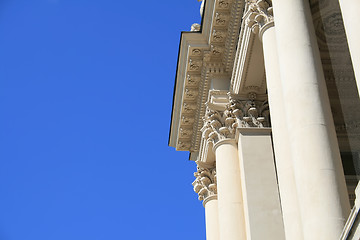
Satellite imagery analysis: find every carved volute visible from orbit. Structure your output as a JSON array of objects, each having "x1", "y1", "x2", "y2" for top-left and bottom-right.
[
  {"x1": 192, "y1": 163, "x2": 217, "y2": 201},
  {"x1": 244, "y1": 0, "x2": 274, "y2": 36},
  {"x1": 226, "y1": 92, "x2": 270, "y2": 128},
  {"x1": 201, "y1": 92, "x2": 270, "y2": 144}
]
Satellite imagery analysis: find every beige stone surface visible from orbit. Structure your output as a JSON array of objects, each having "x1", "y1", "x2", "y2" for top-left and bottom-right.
[
  {"x1": 273, "y1": 0, "x2": 350, "y2": 238},
  {"x1": 214, "y1": 139, "x2": 246, "y2": 240},
  {"x1": 237, "y1": 128, "x2": 285, "y2": 240},
  {"x1": 262, "y1": 25, "x2": 304, "y2": 240},
  {"x1": 170, "y1": 0, "x2": 359, "y2": 239}
]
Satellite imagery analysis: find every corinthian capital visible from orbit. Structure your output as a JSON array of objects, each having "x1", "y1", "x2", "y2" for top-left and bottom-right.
[
  {"x1": 192, "y1": 163, "x2": 217, "y2": 202},
  {"x1": 244, "y1": 0, "x2": 274, "y2": 35},
  {"x1": 201, "y1": 92, "x2": 270, "y2": 144},
  {"x1": 226, "y1": 92, "x2": 270, "y2": 128},
  {"x1": 201, "y1": 108, "x2": 237, "y2": 144}
]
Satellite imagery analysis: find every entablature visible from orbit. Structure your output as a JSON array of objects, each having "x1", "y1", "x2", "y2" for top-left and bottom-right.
[{"x1": 169, "y1": 0, "x2": 245, "y2": 158}]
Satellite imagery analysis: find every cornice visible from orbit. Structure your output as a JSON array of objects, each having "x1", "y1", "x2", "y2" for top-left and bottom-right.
[{"x1": 169, "y1": 0, "x2": 245, "y2": 156}]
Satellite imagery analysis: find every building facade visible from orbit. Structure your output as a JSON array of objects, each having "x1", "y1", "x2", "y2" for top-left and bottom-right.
[{"x1": 169, "y1": 0, "x2": 360, "y2": 239}]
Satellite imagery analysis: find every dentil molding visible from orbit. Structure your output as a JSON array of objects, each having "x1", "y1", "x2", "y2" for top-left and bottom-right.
[{"x1": 169, "y1": 0, "x2": 245, "y2": 156}]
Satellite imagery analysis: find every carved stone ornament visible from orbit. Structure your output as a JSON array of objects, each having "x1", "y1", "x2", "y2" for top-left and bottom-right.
[
  {"x1": 201, "y1": 92, "x2": 270, "y2": 144},
  {"x1": 178, "y1": 141, "x2": 191, "y2": 150},
  {"x1": 191, "y1": 23, "x2": 201, "y2": 32},
  {"x1": 192, "y1": 163, "x2": 217, "y2": 201},
  {"x1": 186, "y1": 74, "x2": 201, "y2": 86},
  {"x1": 215, "y1": 12, "x2": 230, "y2": 26},
  {"x1": 199, "y1": 0, "x2": 205, "y2": 17},
  {"x1": 212, "y1": 29, "x2": 227, "y2": 42},
  {"x1": 181, "y1": 115, "x2": 195, "y2": 125},
  {"x1": 218, "y1": 0, "x2": 231, "y2": 9},
  {"x1": 188, "y1": 59, "x2": 202, "y2": 71},
  {"x1": 245, "y1": 0, "x2": 274, "y2": 35},
  {"x1": 185, "y1": 88, "x2": 199, "y2": 99},
  {"x1": 227, "y1": 92, "x2": 270, "y2": 128},
  {"x1": 183, "y1": 102, "x2": 197, "y2": 113},
  {"x1": 201, "y1": 108, "x2": 237, "y2": 143}
]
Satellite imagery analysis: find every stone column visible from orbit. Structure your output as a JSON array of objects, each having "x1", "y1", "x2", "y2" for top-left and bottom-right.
[
  {"x1": 193, "y1": 164, "x2": 219, "y2": 240},
  {"x1": 272, "y1": 0, "x2": 351, "y2": 239},
  {"x1": 338, "y1": 0, "x2": 360, "y2": 94},
  {"x1": 202, "y1": 109, "x2": 246, "y2": 240},
  {"x1": 226, "y1": 94, "x2": 285, "y2": 240},
  {"x1": 244, "y1": 1, "x2": 303, "y2": 239}
]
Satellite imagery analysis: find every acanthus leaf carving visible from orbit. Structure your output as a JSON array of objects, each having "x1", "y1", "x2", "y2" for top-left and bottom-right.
[
  {"x1": 244, "y1": 0, "x2": 274, "y2": 35},
  {"x1": 201, "y1": 107, "x2": 237, "y2": 144},
  {"x1": 192, "y1": 163, "x2": 217, "y2": 201},
  {"x1": 201, "y1": 92, "x2": 270, "y2": 144},
  {"x1": 227, "y1": 92, "x2": 270, "y2": 128}
]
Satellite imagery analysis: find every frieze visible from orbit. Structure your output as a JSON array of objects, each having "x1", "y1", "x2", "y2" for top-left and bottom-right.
[
  {"x1": 191, "y1": 48, "x2": 203, "y2": 56},
  {"x1": 215, "y1": 12, "x2": 230, "y2": 26},
  {"x1": 184, "y1": 88, "x2": 199, "y2": 100},
  {"x1": 183, "y1": 102, "x2": 197, "y2": 113},
  {"x1": 217, "y1": 0, "x2": 232, "y2": 9},
  {"x1": 181, "y1": 115, "x2": 195, "y2": 125},
  {"x1": 180, "y1": 128, "x2": 193, "y2": 138},
  {"x1": 210, "y1": 45, "x2": 224, "y2": 56},
  {"x1": 171, "y1": 0, "x2": 245, "y2": 153},
  {"x1": 177, "y1": 141, "x2": 191, "y2": 150},
  {"x1": 188, "y1": 59, "x2": 202, "y2": 71},
  {"x1": 212, "y1": 29, "x2": 227, "y2": 42},
  {"x1": 186, "y1": 74, "x2": 201, "y2": 86}
]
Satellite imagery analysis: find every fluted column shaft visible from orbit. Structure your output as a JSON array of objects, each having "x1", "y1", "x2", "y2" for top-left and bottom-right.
[
  {"x1": 272, "y1": 0, "x2": 350, "y2": 239},
  {"x1": 261, "y1": 25, "x2": 304, "y2": 239},
  {"x1": 214, "y1": 139, "x2": 246, "y2": 240},
  {"x1": 338, "y1": 0, "x2": 360, "y2": 94}
]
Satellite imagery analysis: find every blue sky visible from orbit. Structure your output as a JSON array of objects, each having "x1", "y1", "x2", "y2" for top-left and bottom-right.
[{"x1": 0, "y1": 1, "x2": 205, "y2": 239}]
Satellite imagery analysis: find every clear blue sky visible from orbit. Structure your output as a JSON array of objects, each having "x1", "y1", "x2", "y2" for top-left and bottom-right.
[{"x1": 0, "y1": 1, "x2": 205, "y2": 239}]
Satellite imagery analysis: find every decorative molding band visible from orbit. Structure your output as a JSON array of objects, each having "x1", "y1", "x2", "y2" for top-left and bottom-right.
[
  {"x1": 174, "y1": 0, "x2": 246, "y2": 153},
  {"x1": 192, "y1": 162, "x2": 217, "y2": 202},
  {"x1": 213, "y1": 138, "x2": 237, "y2": 151},
  {"x1": 203, "y1": 194, "x2": 218, "y2": 207}
]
